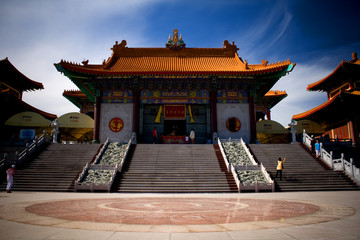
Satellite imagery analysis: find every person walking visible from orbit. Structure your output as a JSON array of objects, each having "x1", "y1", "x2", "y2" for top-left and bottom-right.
[
  {"x1": 190, "y1": 129, "x2": 195, "y2": 144},
  {"x1": 6, "y1": 165, "x2": 15, "y2": 193},
  {"x1": 152, "y1": 127, "x2": 157, "y2": 144},
  {"x1": 275, "y1": 157, "x2": 286, "y2": 181}
]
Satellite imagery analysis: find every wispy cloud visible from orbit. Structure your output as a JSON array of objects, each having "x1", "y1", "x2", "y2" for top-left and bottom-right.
[
  {"x1": 236, "y1": 1, "x2": 293, "y2": 62},
  {"x1": 0, "y1": 0, "x2": 165, "y2": 117},
  {"x1": 271, "y1": 63, "x2": 330, "y2": 126}
]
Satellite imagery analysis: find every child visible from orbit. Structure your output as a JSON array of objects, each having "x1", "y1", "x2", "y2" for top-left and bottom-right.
[{"x1": 275, "y1": 157, "x2": 286, "y2": 181}]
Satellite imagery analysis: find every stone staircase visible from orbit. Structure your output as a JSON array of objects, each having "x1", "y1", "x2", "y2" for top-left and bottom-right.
[
  {"x1": 113, "y1": 144, "x2": 238, "y2": 193},
  {"x1": 0, "y1": 144, "x2": 100, "y2": 192},
  {"x1": 248, "y1": 144, "x2": 360, "y2": 191}
]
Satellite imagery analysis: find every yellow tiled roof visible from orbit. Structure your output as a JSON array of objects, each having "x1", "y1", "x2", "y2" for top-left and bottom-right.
[
  {"x1": 107, "y1": 55, "x2": 243, "y2": 73},
  {"x1": 56, "y1": 41, "x2": 294, "y2": 76}
]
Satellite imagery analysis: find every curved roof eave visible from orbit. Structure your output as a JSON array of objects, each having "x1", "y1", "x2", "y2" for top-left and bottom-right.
[
  {"x1": 1, "y1": 57, "x2": 44, "y2": 91},
  {"x1": 306, "y1": 61, "x2": 344, "y2": 91},
  {"x1": 292, "y1": 93, "x2": 340, "y2": 120},
  {"x1": 55, "y1": 62, "x2": 293, "y2": 78}
]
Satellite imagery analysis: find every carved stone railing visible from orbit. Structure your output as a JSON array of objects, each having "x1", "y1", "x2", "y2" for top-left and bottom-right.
[
  {"x1": 75, "y1": 138, "x2": 132, "y2": 192},
  {"x1": 92, "y1": 138, "x2": 109, "y2": 164},
  {"x1": 218, "y1": 138, "x2": 274, "y2": 192},
  {"x1": 14, "y1": 130, "x2": 49, "y2": 167},
  {"x1": 75, "y1": 164, "x2": 117, "y2": 192},
  {"x1": 320, "y1": 145, "x2": 333, "y2": 168},
  {"x1": 303, "y1": 129, "x2": 313, "y2": 149},
  {"x1": 0, "y1": 155, "x2": 5, "y2": 175},
  {"x1": 303, "y1": 130, "x2": 360, "y2": 185}
]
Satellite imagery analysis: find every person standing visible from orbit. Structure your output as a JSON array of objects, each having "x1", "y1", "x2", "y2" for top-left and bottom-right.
[
  {"x1": 6, "y1": 165, "x2": 15, "y2": 193},
  {"x1": 190, "y1": 129, "x2": 195, "y2": 144},
  {"x1": 315, "y1": 140, "x2": 320, "y2": 158},
  {"x1": 275, "y1": 157, "x2": 286, "y2": 181},
  {"x1": 152, "y1": 127, "x2": 157, "y2": 144}
]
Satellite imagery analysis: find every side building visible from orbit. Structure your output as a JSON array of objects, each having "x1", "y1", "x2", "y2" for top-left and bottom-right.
[
  {"x1": 55, "y1": 30, "x2": 295, "y2": 143},
  {"x1": 293, "y1": 53, "x2": 360, "y2": 146},
  {"x1": 0, "y1": 58, "x2": 57, "y2": 144}
]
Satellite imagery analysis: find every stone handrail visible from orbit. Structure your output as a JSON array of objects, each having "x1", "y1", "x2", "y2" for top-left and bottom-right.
[
  {"x1": 117, "y1": 138, "x2": 132, "y2": 173},
  {"x1": 320, "y1": 145, "x2": 333, "y2": 168},
  {"x1": 240, "y1": 138, "x2": 258, "y2": 165},
  {"x1": 303, "y1": 130, "x2": 312, "y2": 149},
  {"x1": 218, "y1": 138, "x2": 239, "y2": 191},
  {"x1": 303, "y1": 130, "x2": 360, "y2": 186},
  {"x1": 93, "y1": 138, "x2": 110, "y2": 164},
  {"x1": 15, "y1": 130, "x2": 48, "y2": 167},
  {"x1": 218, "y1": 138, "x2": 231, "y2": 172},
  {"x1": 0, "y1": 157, "x2": 5, "y2": 173},
  {"x1": 230, "y1": 163, "x2": 241, "y2": 192}
]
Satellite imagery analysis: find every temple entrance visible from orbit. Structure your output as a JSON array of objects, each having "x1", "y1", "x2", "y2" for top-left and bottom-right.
[
  {"x1": 140, "y1": 104, "x2": 210, "y2": 143},
  {"x1": 164, "y1": 120, "x2": 186, "y2": 136}
]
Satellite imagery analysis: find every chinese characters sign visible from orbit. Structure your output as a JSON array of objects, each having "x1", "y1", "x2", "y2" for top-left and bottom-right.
[
  {"x1": 217, "y1": 90, "x2": 248, "y2": 103},
  {"x1": 102, "y1": 90, "x2": 133, "y2": 103},
  {"x1": 164, "y1": 105, "x2": 186, "y2": 119},
  {"x1": 141, "y1": 90, "x2": 209, "y2": 104}
]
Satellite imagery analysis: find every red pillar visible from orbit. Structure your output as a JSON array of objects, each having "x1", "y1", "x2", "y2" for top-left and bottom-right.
[
  {"x1": 266, "y1": 109, "x2": 271, "y2": 120},
  {"x1": 210, "y1": 90, "x2": 217, "y2": 133},
  {"x1": 349, "y1": 120, "x2": 356, "y2": 145},
  {"x1": 249, "y1": 95, "x2": 256, "y2": 143},
  {"x1": 93, "y1": 93, "x2": 102, "y2": 143}
]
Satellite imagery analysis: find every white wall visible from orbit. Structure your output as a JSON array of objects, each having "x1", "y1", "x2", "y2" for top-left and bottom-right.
[
  {"x1": 100, "y1": 103, "x2": 133, "y2": 143},
  {"x1": 216, "y1": 103, "x2": 250, "y2": 143}
]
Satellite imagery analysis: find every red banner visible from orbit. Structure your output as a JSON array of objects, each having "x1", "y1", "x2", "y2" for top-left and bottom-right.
[{"x1": 164, "y1": 105, "x2": 186, "y2": 119}]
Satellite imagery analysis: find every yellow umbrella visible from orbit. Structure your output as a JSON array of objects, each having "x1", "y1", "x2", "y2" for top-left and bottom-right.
[
  {"x1": 294, "y1": 120, "x2": 325, "y2": 134},
  {"x1": 256, "y1": 120, "x2": 288, "y2": 144},
  {"x1": 256, "y1": 120, "x2": 288, "y2": 134},
  {"x1": 57, "y1": 112, "x2": 94, "y2": 128},
  {"x1": 5, "y1": 111, "x2": 51, "y2": 127}
]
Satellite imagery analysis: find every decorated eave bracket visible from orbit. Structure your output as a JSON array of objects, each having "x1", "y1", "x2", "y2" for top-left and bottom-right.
[{"x1": 166, "y1": 29, "x2": 185, "y2": 49}]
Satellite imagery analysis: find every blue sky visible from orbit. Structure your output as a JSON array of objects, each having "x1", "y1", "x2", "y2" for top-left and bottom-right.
[{"x1": 1, "y1": 0, "x2": 359, "y2": 127}]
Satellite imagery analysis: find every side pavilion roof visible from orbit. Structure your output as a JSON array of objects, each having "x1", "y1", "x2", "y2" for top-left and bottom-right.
[
  {"x1": 0, "y1": 58, "x2": 44, "y2": 92},
  {"x1": 307, "y1": 56, "x2": 360, "y2": 92},
  {"x1": 292, "y1": 91, "x2": 360, "y2": 130}
]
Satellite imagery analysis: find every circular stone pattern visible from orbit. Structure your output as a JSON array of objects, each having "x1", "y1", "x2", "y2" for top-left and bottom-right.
[{"x1": 26, "y1": 198, "x2": 320, "y2": 225}]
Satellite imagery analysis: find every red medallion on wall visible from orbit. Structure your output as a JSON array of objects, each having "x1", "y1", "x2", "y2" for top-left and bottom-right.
[
  {"x1": 226, "y1": 117, "x2": 241, "y2": 132},
  {"x1": 109, "y1": 118, "x2": 124, "y2": 132}
]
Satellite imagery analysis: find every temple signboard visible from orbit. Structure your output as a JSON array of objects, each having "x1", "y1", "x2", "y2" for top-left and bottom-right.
[{"x1": 141, "y1": 90, "x2": 209, "y2": 104}]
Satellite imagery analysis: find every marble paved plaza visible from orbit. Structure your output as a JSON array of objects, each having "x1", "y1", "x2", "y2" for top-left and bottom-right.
[{"x1": 0, "y1": 191, "x2": 359, "y2": 239}]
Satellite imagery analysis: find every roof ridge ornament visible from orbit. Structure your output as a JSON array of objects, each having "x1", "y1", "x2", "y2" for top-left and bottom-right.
[
  {"x1": 166, "y1": 29, "x2": 185, "y2": 49},
  {"x1": 223, "y1": 40, "x2": 239, "y2": 53}
]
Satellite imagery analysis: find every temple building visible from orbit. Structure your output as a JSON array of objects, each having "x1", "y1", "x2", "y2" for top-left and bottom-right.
[
  {"x1": 55, "y1": 29, "x2": 295, "y2": 144},
  {"x1": 0, "y1": 58, "x2": 57, "y2": 143},
  {"x1": 293, "y1": 53, "x2": 360, "y2": 145}
]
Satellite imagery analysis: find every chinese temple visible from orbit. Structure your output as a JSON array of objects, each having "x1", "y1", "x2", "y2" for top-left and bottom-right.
[
  {"x1": 293, "y1": 53, "x2": 360, "y2": 145},
  {"x1": 55, "y1": 29, "x2": 295, "y2": 143}
]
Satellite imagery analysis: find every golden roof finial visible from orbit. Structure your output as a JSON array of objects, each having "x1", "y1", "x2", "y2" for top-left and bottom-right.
[{"x1": 166, "y1": 29, "x2": 185, "y2": 49}]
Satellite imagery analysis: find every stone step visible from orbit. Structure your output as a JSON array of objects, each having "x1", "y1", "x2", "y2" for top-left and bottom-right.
[
  {"x1": 120, "y1": 176, "x2": 232, "y2": 181},
  {"x1": 0, "y1": 143, "x2": 100, "y2": 192},
  {"x1": 113, "y1": 144, "x2": 238, "y2": 193},
  {"x1": 117, "y1": 189, "x2": 236, "y2": 193},
  {"x1": 249, "y1": 143, "x2": 360, "y2": 192}
]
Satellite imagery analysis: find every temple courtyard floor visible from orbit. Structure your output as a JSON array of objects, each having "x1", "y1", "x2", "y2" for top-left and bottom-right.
[{"x1": 0, "y1": 191, "x2": 359, "y2": 240}]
